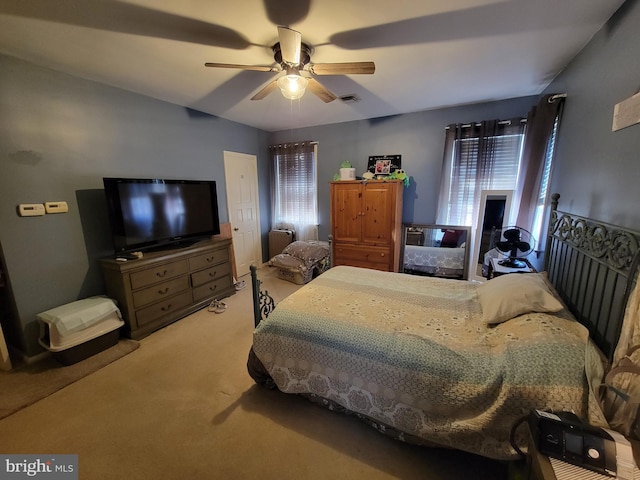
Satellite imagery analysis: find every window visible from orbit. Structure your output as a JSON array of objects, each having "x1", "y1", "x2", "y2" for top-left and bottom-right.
[
  {"x1": 530, "y1": 115, "x2": 559, "y2": 244},
  {"x1": 437, "y1": 120, "x2": 526, "y2": 226},
  {"x1": 513, "y1": 94, "x2": 565, "y2": 248},
  {"x1": 270, "y1": 141, "x2": 318, "y2": 241}
]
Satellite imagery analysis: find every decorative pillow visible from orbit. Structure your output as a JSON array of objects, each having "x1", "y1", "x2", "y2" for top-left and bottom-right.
[
  {"x1": 440, "y1": 229, "x2": 461, "y2": 248},
  {"x1": 477, "y1": 272, "x2": 564, "y2": 325}
]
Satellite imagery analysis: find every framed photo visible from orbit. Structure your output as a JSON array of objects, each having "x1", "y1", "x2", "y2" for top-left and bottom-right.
[
  {"x1": 367, "y1": 155, "x2": 401, "y2": 175},
  {"x1": 375, "y1": 159, "x2": 391, "y2": 175}
]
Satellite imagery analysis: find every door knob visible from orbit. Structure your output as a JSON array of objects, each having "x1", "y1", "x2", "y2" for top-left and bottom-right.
[{"x1": 233, "y1": 227, "x2": 239, "y2": 231}]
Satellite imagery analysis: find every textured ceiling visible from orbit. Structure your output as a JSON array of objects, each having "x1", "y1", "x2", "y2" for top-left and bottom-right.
[{"x1": 0, "y1": 0, "x2": 627, "y2": 131}]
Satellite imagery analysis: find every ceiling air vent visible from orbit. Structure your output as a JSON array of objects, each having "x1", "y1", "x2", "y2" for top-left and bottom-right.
[{"x1": 339, "y1": 94, "x2": 360, "y2": 103}]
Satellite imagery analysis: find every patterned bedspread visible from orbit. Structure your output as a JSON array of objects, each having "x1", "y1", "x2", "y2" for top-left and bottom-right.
[{"x1": 251, "y1": 266, "x2": 604, "y2": 459}]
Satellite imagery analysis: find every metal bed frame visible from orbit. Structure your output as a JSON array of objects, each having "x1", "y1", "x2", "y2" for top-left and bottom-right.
[
  {"x1": 544, "y1": 193, "x2": 640, "y2": 361},
  {"x1": 250, "y1": 264, "x2": 275, "y2": 328}
]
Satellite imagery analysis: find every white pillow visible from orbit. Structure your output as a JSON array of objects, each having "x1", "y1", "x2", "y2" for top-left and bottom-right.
[{"x1": 477, "y1": 272, "x2": 564, "y2": 325}]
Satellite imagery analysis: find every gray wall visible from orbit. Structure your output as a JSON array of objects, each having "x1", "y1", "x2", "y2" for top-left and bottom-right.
[
  {"x1": 544, "y1": 0, "x2": 640, "y2": 228},
  {"x1": 0, "y1": 54, "x2": 268, "y2": 356},
  {"x1": 268, "y1": 97, "x2": 537, "y2": 242}
]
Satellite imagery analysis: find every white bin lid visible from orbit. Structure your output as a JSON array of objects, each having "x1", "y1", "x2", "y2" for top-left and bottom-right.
[
  {"x1": 37, "y1": 296, "x2": 122, "y2": 337},
  {"x1": 39, "y1": 313, "x2": 124, "y2": 351}
]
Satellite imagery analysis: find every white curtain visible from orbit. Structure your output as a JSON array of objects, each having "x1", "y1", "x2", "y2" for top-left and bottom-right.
[{"x1": 270, "y1": 141, "x2": 318, "y2": 241}]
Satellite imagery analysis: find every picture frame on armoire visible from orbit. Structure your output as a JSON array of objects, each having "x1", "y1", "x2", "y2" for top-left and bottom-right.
[{"x1": 367, "y1": 155, "x2": 401, "y2": 175}]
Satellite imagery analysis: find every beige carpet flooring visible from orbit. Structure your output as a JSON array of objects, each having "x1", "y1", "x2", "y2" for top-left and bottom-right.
[
  {"x1": 0, "y1": 267, "x2": 509, "y2": 479},
  {"x1": 0, "y1": 339, "x2": 139, "y2": 419}
]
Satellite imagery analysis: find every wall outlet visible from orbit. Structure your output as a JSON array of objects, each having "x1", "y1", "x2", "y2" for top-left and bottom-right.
[
  {"x1": 18, "y1": 204, "x2": 45, "y2": 216},
  {"x1": 44, "y1": 201, "x2": 68, "y2": 214}
]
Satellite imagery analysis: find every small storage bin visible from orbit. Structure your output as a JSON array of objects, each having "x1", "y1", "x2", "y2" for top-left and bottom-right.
[{"x1": 38, "y1": 297, "x2": 124, "y2": 365}]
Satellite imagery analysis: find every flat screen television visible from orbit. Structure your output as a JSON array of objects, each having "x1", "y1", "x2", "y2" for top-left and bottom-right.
[{"x1": 103, "y1": 177, "x2": 221, "y2": 254}]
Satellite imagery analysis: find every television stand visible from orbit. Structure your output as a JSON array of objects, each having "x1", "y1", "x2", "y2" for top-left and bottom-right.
[{"x1": 100, "y1": 238, "x2": 235, "y2": 339}]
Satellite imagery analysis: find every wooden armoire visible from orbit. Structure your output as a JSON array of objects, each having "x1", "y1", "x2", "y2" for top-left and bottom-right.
[{"x1": 330, "y1": 180, "x2": 404, "y2": 272}]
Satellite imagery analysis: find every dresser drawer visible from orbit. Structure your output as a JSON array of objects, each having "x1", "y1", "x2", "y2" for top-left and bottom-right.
[
  {"x1": 189, "y1": 249, "x2": 229, "y2": 271},
  {"x1": 135, "y1": 291, "x2": 193, "y2": 327},
  {"x1": 192, "y1": 276, "x2": 234, "y2": 302},
  {"x1": 191, "y1": 262, "x2": 232, "y2": 288},
  {"x1": 333, "y1": 244, "x2": 392, "y2": 270},
  {"x1": 132, "y1": 276, "x2": 190, "y2": 309},
  {"x1": 129, "y1": 260, "x2": 188, "y2": 290}
]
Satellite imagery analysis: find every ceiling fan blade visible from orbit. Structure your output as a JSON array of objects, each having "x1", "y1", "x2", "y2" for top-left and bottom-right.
[
  {"x1": 278, "y1": 26, "x2": 301, "y2": 65},
  {"x1": 309, "y1": 62, "x2": 375, "y2": 75},
  {"x1": 204, "y1": 62, "x2": 278, "y2": 72},
  {"x1": 0, "y1": 0, "x2": 252, "y2": 49},
  {"x1": 306, "y1": 78, "x2": 337, "y2": 103},
  {"x1": 251, "y1": 80, "x2": 279, "y2": 100}
]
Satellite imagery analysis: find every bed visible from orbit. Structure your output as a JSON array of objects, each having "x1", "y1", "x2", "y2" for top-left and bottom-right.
[{"x1": 247, "y1": 194, "x2": 640, "y2": 460}]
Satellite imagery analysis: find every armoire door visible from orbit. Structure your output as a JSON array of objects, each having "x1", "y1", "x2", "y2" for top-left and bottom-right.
[
  {"x1": 331, "y1": 182, "x2": 362, "y2": 243},
  {"x1": 361, "y1": 182, "x2": 397, "y2": 245}
]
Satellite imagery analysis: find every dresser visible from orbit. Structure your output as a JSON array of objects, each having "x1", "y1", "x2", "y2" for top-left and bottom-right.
[
  {"x1": 99, "y1": 238, "x2": 235, "y2": 339},
  {"x1": 330, "y1": 180, "x2": 403, "y2": 272}
]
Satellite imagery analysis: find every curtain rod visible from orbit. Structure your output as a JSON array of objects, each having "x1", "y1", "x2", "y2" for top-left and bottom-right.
[
  {"x1": 269, "y1": 141, "x2": 318, "y2": 149},
  {"x1": 445, "y1": 118, "x2": 527, "y2": 130},
  {"x1": 548, "y1": 93, "x2": 567, "y2": 103},
  {"x1": 445, "y1": 93, "x2": 567, "y2": 130}
]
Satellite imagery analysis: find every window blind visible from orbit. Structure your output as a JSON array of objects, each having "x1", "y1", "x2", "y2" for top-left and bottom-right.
[
  {"x1": 274, "y1": 150, "x2": 317, "y2": 225},
  {"x1": 446, "y1": 133, "x2": 524, "y2": 225},
  {"x1": 271, "y1": 141, "x2": 318, "y2": 240},
  {"x1": 530, "y1": 115, "x2": 559, "y2": 243}
]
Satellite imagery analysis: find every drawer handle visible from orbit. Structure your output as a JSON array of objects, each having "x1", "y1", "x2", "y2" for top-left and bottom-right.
[
  {"x1": 209, "y1": 285, "x2": 218, "y2": 292},
  {"x1": 158, "y1": 287, "x2": 169, "y2": 294},
  {"x1": 206, "y1": 256, "x2": 215, "y2": 263},
  {"x1": 160, "y1": 303, "x2": 172, "y2": 312},
  {"x1": 156, "y1": 270, "x2": 168, "y2": 278},
  {"x1": 208, "y1": 271, "x2": 217, "y2": 277}
]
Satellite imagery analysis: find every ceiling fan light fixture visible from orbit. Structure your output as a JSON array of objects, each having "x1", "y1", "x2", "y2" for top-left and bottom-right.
[{"x1": 277, "y1": 74, "x2": 308, "y2": 100}]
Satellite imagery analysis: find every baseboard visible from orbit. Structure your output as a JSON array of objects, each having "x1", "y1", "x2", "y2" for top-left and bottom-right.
[{"x1": 7, "y1": 344, "x2": 51, "y2": 369}]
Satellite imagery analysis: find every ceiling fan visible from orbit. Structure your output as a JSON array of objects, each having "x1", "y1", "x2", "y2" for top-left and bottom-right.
[{"x1": 205, "y1": 26, "x2": 375, "y2": 102}]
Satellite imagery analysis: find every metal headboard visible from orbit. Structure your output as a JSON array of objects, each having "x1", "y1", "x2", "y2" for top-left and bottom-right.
[{"x1": 544, "y1": 193, "x2": 640, "y2": 361}]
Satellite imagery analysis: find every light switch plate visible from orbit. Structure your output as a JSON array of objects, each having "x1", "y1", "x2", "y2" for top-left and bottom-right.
[
  {"x1": 45, "y1": 201, "x2": 68, "y2": 214},
  {"x1": 18, "y1": 204, "x2": 45, "y2": 216}
]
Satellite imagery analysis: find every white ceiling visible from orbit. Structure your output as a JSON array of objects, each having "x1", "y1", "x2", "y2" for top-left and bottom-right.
[{"x1": 0, "y1": 0, "x2": 626, "y2": 132}]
